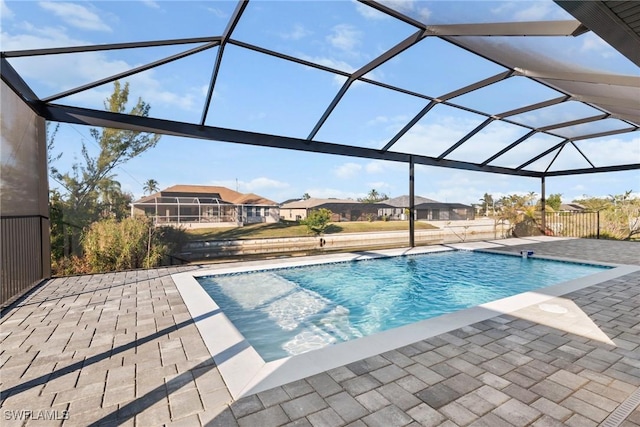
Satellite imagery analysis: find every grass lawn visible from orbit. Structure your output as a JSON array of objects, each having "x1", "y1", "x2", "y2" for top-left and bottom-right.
[{"x1": 186, "y1": 221, "x2": 438, "y2": 241}]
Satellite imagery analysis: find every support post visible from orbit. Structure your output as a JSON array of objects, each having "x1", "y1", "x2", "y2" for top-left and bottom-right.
[
  {"x1": 409, "y1": 156, "x2": 415, "y2": 247},
  {"x1": 541, "y1": 176, "x2": 546, "y2": 234}
]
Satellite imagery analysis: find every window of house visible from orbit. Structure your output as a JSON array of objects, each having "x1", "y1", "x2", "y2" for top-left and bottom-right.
[{"x1": 247, "y1": 207, "x2": 253, "y2": 217}]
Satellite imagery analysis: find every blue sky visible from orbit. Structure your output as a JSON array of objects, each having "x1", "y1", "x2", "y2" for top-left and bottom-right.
[{"x1": 2, "y1": 0, "x2": 638, "y2": 205}]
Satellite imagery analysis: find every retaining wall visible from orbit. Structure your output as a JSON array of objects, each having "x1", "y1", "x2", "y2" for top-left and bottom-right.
[{"x1": 178, "y1": 220, "x2": 509, "y2": 261}]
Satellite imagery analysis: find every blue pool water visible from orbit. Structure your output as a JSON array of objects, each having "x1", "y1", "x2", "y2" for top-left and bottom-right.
[{"x1": 197, "y1": 251, "x2": 609, "y2": 361}]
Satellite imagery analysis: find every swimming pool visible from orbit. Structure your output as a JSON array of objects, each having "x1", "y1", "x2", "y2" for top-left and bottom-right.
[
  {"x1": 173, "y1": 242, "x2": 636, "y2": 398},
  {"x1": 196, "y1": 250, "x2": 608, "y2": 361}
]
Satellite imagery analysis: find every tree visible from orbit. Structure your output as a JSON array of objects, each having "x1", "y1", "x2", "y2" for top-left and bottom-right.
[
  {"x1": 479, "y1": 193, "x2": 494, "y2": 216},
  {"x1": 546, "y1": 193, "x2": 562, "y2": 211},
  {"x1": 49, "y1": 80, "x2": 160, "y2": 231},
  {"x1": 302, "y1": 192, "x2": 311, "y2": 200},
  {"x1": 358, "y1": 189, "x2": 388, "y2": 203},
  {"x1": 48, "y1": 81, "x2": 161, "y2": 271},
  {"x1": 301, "y1": 208, "x2": 332, "y2": 235},
  {"x1": 143, "y1": 179, "x2": 160, "y2": 195},
  {"x1": 497, "y1": 193, "x2": 538, "y2": 237}
]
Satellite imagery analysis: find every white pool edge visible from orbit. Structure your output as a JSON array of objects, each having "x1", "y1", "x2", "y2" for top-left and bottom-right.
[{"x1": 172, "y1": 243, "x2": 639, "y2": 399}]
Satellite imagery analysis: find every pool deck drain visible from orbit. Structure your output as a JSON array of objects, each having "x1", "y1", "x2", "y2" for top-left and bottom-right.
[
  {"x1": 602, "y1": 387, "x2": 640, "y2": 427},
  {"x1": 1, "y1": 237, "x2": 639, "y2": 426}
]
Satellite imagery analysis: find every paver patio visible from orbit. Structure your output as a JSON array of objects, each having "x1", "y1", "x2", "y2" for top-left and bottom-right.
[{"x1": 1, "y1": 237, "x2": 639, "y2": 426}]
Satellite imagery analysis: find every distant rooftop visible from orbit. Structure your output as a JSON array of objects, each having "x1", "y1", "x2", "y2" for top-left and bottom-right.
[
  {"x1": 385, "y1": 195, "x2": 440, "y2": 207},
  {"x1": 135, "y1": 185, "x2": 277, "y2": 206}
]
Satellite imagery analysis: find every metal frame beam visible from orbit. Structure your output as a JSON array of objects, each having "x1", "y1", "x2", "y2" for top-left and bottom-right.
[
  {"x1": 569, "y1": 127, "x2": 638, "y2": 142},
  {"x1": 382, "y1": 100, "x2": 438, "y2": 152},
  {"x1": 39, "y1": 102, "x2": 549, "y2": 178},
  {"x1": 438, "y1": 118, "x2": 494, "y2": 160},
  {"x1": 1, "y1": 36, "x2": 222, "y2": 58},
  {"x1": 307, "y1": 80, "x2": 352, "y2": 140},
  {"x1": 517, "y1": 140, "x2": 567, "y2": 170},
  {"x1": 497, "y1": 96, "x2": 570, "y2": 118},
  {"x1": 307, "y1": 29, "x2": 428, "y2": 141},
  {"x1": 481, "y1": 130, "x2": 538, "y2": 166},
  {"x1": 34, "y1": 100, "x2": 636, "y2": 177},
  {"x1": 544, "y1": 143, "x2": 567, "y2": 173},
  {"x1": 43, "y1": 42, "x2": 220, "y2": 103},
  {"x1": 538, "y1": 114, "x2": 609, "y2": 132},
  {"x1": 437, "y1": 70, "x2": 514, "y2": 101},
  {"x1": 200, "y1": 0, "x2": 248, "y2": 126},
  {"x1": 425, "y1": 20, "x2": 588, "y2": 37},
  {"x1": 570, "y1": 141, "x2": 596, "y2": 168},
  {"x1": 517, "y1": 68, "x2": 640, "y2": 87}
]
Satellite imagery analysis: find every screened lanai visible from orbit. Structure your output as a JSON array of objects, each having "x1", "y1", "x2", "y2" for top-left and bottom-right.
[{"x1": 1, "y1": 0, "x2": 639, "y2": 305}]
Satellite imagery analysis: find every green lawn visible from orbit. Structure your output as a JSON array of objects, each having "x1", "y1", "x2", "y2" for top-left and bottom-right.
[{"x1": 186, "y1": 221, "x2": 437, "y2": 241}]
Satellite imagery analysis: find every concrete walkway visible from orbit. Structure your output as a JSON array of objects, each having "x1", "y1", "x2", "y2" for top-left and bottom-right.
[{"x1": 1, "y1": 238, "x2": 639, "y2": 426}]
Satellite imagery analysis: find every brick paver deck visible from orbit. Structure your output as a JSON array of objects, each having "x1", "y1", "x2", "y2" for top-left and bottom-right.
[{"x1": 1, "y1": 238, "x2": 639, "y2": 426}]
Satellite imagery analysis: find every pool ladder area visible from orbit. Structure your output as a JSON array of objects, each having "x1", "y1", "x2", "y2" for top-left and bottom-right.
[{"x1": 520, "y1": 250, "x2": 535, "y2": 259}]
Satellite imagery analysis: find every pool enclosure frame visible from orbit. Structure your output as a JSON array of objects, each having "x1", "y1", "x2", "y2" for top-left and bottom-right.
[{"x1": 1, "y1": 0, "x2": 639, "y2": 306}]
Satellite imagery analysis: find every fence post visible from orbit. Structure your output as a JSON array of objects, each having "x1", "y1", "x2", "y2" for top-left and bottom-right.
[{"x1": 597, "y1": 211, "x2": 600, "y2": 239}]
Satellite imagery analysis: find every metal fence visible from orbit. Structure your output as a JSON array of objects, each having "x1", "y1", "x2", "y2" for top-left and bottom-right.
[
  {"x1": 1, "y1": 215, "x2": 47, "y2": 307},
  {"x1": 544, "y1": 211, "x2": 600, "y2": 239}
]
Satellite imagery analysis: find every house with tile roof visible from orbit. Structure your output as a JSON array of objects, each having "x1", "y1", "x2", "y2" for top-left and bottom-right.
[
  {"x1": 379, "y1": 195, "x2": 475, "y2": 221},
  {"x1": 131, "y1": 185, "x2": 279, "y2": 228},
  {"x1": 280, "y1": 198, "x2": 391, "y2": 222}
]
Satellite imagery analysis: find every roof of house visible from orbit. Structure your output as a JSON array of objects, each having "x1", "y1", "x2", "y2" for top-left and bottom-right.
[
  {"x1": 384, "y1": 195, "x2": 439, "y2": 207},
  {"x1": 134, "y1": 185, "x2": 277, "y2": 205},
  {"x1": 415, "y1": 202, "x2": 473, "y2": 209},
  {"x1": 559, "y1": 203, "x2": 586, "y2": 211},
  {"x1": 280, "y1": 197, "x2": 359, "y2": 209}
]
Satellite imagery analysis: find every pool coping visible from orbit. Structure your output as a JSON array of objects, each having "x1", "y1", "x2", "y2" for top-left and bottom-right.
[{"x1": 172, "y1": 241, "x2": 640, "y2": 399}]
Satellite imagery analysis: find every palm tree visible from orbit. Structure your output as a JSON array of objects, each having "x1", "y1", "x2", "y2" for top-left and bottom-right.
[{"x1": 143, "y1": 179, "x2": 159, "y2": 195}]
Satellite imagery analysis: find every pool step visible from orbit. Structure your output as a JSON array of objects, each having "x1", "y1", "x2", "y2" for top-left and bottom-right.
[{"x1": 212, "y1": 272, "x2": 361, "y2": 357}]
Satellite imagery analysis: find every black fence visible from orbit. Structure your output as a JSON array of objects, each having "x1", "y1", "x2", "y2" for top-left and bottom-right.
[
  {"x1": 1, "y1": 215, "x2": 48, "y2": 307},
  {"x1": 543, "y1": 211, "x2": 600, "y2": 239}
]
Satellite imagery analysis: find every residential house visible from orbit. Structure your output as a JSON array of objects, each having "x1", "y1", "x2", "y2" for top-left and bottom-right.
[
  {"x1": 379, "y1": 195, "x2": 475, "y2": 221},
  {"x1": 280, "y1": 198, "x2": 389, "y2": 222},
  {"x1": 131, "y1": 185, "x2": 279, "y2": 228}
]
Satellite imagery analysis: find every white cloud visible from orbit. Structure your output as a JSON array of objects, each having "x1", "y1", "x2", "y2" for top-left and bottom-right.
[
  {"x1": 354, "y1": 2, "x2": 387, "y2": 20},
  {"x1": 1, "y1": 27, "x2": 203, "y2": 114},
  {"x1": 574, "y1": 136, "x2": 640, "y2": 167},
  {"x1": 334, "y1": 162, "x2": 362, "y2": 179},
  {"x1": 365, "y1": 161, "x2": 389, "y2": 174},
  {"x1": 326, "y1": 24, "x2": 361, "y2": 52},
  {"x1": 38, "y1": 2, "x2": 112, "y2": 32},
  {"x1": 360, "y1": 0, "x2": 431, "y2": 22},
  {"x1": 210, "y1": 177, "x2": 290, "y2": 194},
  {"x1": 207, "y1": 7, "x2": 228, "y2": 19},
  {"x1": 304, "y1": 187, "x2": 361, "y2": 200},
  {"x1": 1, "y1": 0, "x2": 14, "y2": 20},
  {"x1": 580, "y1": 33, "x2": 616, "y2": 58},
  {"x1": 280, "y1": 24, "x2": 312, "y2": 41},
  {"x1": 366, "y1": 116, "x2": 389, "y2": 126},
  {"x1": 513, "y1": 2, "x2": 554, "y2": 21},
  {"x1": 141, "y1": 0, "x2": 160, "y2": 9},
  {"x1": 391, "y1": 115, "x2": 486, "y2": 158}
]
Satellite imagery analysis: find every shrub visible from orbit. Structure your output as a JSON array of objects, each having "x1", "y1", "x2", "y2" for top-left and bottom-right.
[
  {"x1": 300, "y1": 208, "x2": 332, "y2": 235},
  {"x1": 83, "y1": 217, "x2": 168, "y2": 272}
]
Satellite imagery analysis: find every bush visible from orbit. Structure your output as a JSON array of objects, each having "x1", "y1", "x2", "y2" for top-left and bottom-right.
[
  {"x1": 300, "y1": 208, "x2": 332, "y2": 235},
  {"x1": 83, "y1": 217, "x2": 169, "y2": 272}
]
